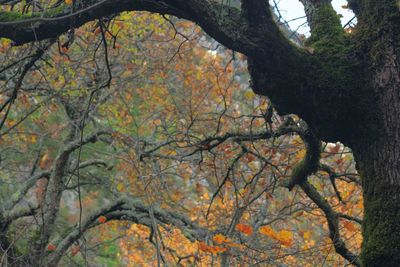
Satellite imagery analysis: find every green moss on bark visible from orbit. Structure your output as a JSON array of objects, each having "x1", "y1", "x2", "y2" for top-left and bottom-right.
[
  {"x1": 354, "y1": 0, "x2": 400, "y2": 65},
  {"x1": 308, "y1": 3, "x2": 353, "y2": 82},
  {"x1": 308, "y1": 4, "x2": 345, "y2": 46},
  {"x1": 0, "y1": 11, "x2": 33, "y2": 21},
  {"x1": 0, "y1": 4, "x2": 67, "y2": 22},
  {"x1": 300, "y1": 3, "x2": 373, "y2": 144},
  {"x1": 362, "y1": 187, "x2": 400, "y2": 267}
]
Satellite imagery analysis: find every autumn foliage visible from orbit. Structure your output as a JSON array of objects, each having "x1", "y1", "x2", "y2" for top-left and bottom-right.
[{"x1": 0, "y1": 4, "x2": 363, "y2": 267}]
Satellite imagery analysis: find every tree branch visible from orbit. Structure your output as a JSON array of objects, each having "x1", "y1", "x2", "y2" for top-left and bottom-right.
[
  {"x1": 47, "y1": 197, "x2": 208, "y2": 266},
  {"x1": 240, "y1": 0, "x2": 271, "y2": 27},
  {"x1": 280, "y1": 120, "x2": 360, "y2": 266},
  {"x1": 2, "y1": 0, "x2": 367, "y2": 144},
  {"x1": 299, "y1": 180, "x2": 361, "y2": 266},
  {"x1": 37, "y1": 129, "x2": 113, "y2": 258},
  {"x1": 5, "y1": 171, "x2": 51, "y2": 211},
  {"x1": 281, "y1": 119, "x2": 321, "y2": 191}
]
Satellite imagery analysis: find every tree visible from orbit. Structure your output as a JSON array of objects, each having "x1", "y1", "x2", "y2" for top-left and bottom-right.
[{"x1": 0, "y1": 0, "x2": 398, "y2": 266}]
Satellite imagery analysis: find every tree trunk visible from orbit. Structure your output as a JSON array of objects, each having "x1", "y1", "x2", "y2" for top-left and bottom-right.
[
  {"x1": 352, "y1": 2, "x2": 400, "y2": 265},
  {"x1": 354, "y1": 120, "x2": 400, "y2": 266}
]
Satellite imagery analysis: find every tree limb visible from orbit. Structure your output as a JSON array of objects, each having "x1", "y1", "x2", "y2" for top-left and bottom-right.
[
  {"x1": 47, "y1": 197, "x2": 208, "y2": 266},
  {"x1": 36, "y1": 129, "x2": 113, "y2": 260},
  {"x1": 299, "y1": 180, "x2": 361, "y2": 266},
  {"x1": 280, "y1": 120, "x2": 361, "y2": 266}
]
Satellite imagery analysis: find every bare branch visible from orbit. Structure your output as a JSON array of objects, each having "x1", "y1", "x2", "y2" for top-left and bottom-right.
[
  {"x1": 5, "y1": 171, "x2": 51, "y2": 211},
  {"x1": 299, "y1": 180, "x2": 361, "y2": 266},
  {"x1": 36, "y1": 129, "x2": 113, "y2": 259},
  {"x1": 47, "y1": 197, "x2": 208, "y2": 266}
]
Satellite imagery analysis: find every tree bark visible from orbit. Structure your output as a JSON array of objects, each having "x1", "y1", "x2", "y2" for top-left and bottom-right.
[
  {"x1": 351, "y1": 1, "x2": 400, "y2": 266},
  {"x1": 354, "y1": 103, "x2": 400, "y2": 266}
]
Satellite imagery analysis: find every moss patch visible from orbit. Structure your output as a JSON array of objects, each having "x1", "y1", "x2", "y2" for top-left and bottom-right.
[
  {"x1": 362, "y1": 188, "x2": 400, "y2": 267},
  {"x1": 0, "y1": 4, "x2": 67, "y2": 22}
]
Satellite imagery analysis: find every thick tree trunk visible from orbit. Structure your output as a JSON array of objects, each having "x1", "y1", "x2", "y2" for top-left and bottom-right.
[
  {"x1": 352, "y1": 2, "x2": 400, "y2": 265},
  {"x1": 354, "y1": 116, "x2": 400, "y2": 266},
  {"x1": 354, "y1": 0, "x2": 400, "y2": 267},
  {"x1": 354, "y1": 81, "x2": 400, "y2": 266},
  {"x1": 355, "y1": 83, "x2": 400, "y2": 264}
]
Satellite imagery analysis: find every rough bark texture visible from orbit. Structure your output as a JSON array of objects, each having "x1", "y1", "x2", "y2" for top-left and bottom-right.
[
  {"x1": 352, "y1": 1, "x2": 400, "y2": 266},
  {"x1": 1, "y1": 0, "x2": 400, "y2": 266}
]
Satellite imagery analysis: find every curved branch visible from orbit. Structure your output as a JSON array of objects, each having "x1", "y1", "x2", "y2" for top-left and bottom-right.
[
  {"x1": 47, "y1": 197, "x2": 208, "y2": 266},
  {"x1": 0, "y1": 0, "x2": 247, "y2": 53},
  {"x1": 300, "y1": 180, "x2": 361, "y2": 266},
  {"x1": 0, "y1": 0, "x2": 308, "y2": 81},
  {"x1": 281, "y1": 120, "x2": 360, "y2": 266},
  {"x1": 283, "y1": 120, "x2": 320, "y2": 191},
  {"x1": 2, "y1": 0, "x2": 365, "y2": 145},
  {"x1": 338, "y1": 213, "x2": 363, "y2": 225},
  {"x1": 37, "y1": 129, "x2": 113, "y2": 257}
]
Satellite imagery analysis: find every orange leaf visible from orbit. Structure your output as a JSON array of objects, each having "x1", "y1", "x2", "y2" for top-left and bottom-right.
[
  {"x1": 98, "y1": 216, "x2": 107, "y2": 223},
  {"x1": 213, "y1": 234, "x2": 231, "y2": 244},
  {"x1": 39, "y1": 153, "x2": 52, "y2": 169},
  {"x1": 276, "y1": 230, "x2": 293, "y2": 247},
  {"x1": 199, "y1": 241, "x2": 210, "y2": 252},
  {"x1": 259, "y1": 226, "x2": 293, "y2": 247},
  {"x1": 94, "y1": 27, "x2": 102, "y2": 35},
  {"x1": 235, "y1": 223, "x2": 253, "y2": 236},
  {"x1": 71, "y1": 245, "x2": 80, "y2": 256},
  {"x1": 199, "y1": 242, "x2": 227, "y2": 254},
  {"x1": 60, "y1": 46, "x2": 69, "y2": 53},
  {"x1": 259, "y1": 225, "x2": 276, "y2": 237},
  {"x1": 343, "y1": 221, "x2": 357, "y2": 232},
  {"x1": 47, "y1": 244, "x2": 57, "y2": 251},
  {"x1": 211, "y1": 246, "x2": 227, "y2": 254}
]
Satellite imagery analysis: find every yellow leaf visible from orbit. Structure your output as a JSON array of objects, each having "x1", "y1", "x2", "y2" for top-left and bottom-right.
[
  {"x1": 201, "y1": 192, "x2": 210, "y2": 200},
  {"x1": 153, "y1": 119, "x2": 162, "y2": 126},
  {"x1": 248, "y1": 161, "x2": 260, "y2": 171},
  {"x1": 303, "y1": 230, "x2": 312, "y2": 240},
  {"x1": 30, "y1": 135, "x2": 37, "y2": 144},
  {"x1": 244, "y1": 90, "x2": 255, "y2": 100},
  {"x1": 276, "y1": 230, "x2": 293, "y2": 247},
  {"x1": 65, "y1": 0, "x2": 73, "y2": 5},
  {"x1": 259, "y1": 225, "x2": 276, "y2": 237},
  {"x1": 168, "y1": 150, "x2": 177, "y2": 156},
  {"x1": 116, "y1": 183, "x2": 124, "y2": 191},
  {"x1": 294, "y1": 148, "x2": 306, "y2": 161}
]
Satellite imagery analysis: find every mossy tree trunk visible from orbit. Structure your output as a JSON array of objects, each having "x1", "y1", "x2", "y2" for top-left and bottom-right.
[
  {"x1": 352, "y1": 2, "x2": 400, "y2": 265},
  {"x1": 354, "y1": 56, "x2": 400, "y2": 265},
  {"x1": 252, "y1": 1, "x2": 400, "y2": 264},
  {"x1": 354, "y1": 90, "x2": 400, "y2": 266},
  {"x1": 356, "y1": 145, "x2": 400, "y2": 266}
]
